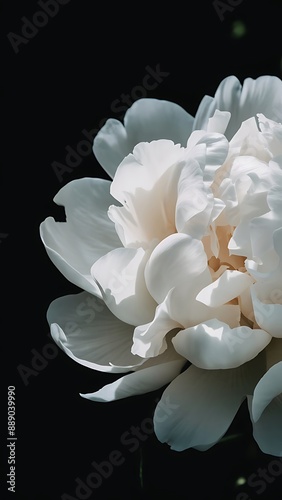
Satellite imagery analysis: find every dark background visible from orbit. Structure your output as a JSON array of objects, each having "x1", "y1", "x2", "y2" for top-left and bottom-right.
[{"x1": 2, "y1": 1, "x2": 282, "y2": 499}]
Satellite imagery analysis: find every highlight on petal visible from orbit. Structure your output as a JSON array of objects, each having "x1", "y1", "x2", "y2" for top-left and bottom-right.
[
  {"x1": 40, "y1": 178, "x2": 121, "y2": 297},
  {"x1": 251, "y1": 361, "x2": 282, "y2": 423},
  {"x1": 172, "y1": 319, "x2": 271, "y2": 369},
  {"x1": 80, "y1": 360, "x2": 184, "y2": 402},
  {"x1": 108, "y1": 140, "x2": 185, "y2": 248},
  {"x1": 187, "y1": 131, "x2": 229, "y2": 186},
  {"x1": 47, "y1": 291, "x2": 145, "y2": 373},
  {"x1": 131, "y1": 289, "x2": 182, "y2": 358},
  {"x1": 207, "y1": 109, "x2": 231, "y2": 134},
  {"x1": 93, "y1": 98, "x2": 194, "y2": 178},
  {"x1": 110, "y1": 139, "x2": 184, "y2": 204},
  {"x1": 154, "y1": 354, "x2": 264, "y2": 451},
  {"x1": 145, "y1": 232, "x2": 208, "y2": 304},
  {"x1": 91, "y1": 246, "x2": 156, "y2": 326},
  {"x1": 196, "y1": 270, "x2": 254, "y2": 308}
]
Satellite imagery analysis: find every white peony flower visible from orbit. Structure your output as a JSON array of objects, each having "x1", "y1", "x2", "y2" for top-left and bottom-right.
[{"x1": 40, "y1": 75, "x2": 282, "y2": 456}]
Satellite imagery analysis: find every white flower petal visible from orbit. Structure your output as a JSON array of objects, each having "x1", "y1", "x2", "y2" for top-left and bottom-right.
[
  {"x1": 80, "y1": 361, "x2": 183, "y2": 402},
  {"x1": 154, "y1": 355, "x2": 264, "y2": 451},
  {"x1": 248, "y1": 393, "x2": 282, "y2": 457},
  {"x1": 251, "y1": 361, "x2": 282, "y2": 423},
  {"x1": 193, "y1": 95, "x2": 217, "y2": 132},
  {"x1": 265, "y1": 338, "x2": 282, "y2": 371},
  {"x1": 124, "y1": 98, "x2": 194, "y2": 146},
  {"x1": 80, "y1": 342, "x2": 185, "y2": 401},
  {"x1": 91, "y1": 246, "x2": 156, "y2": 326},
  {"x1": 196, "y1": 270, "x2": 254, "y2": 308},
  {"x1": 246, "y1": 227, "x2": 282, "y2": 283},
  {"x1": 92, "y1": 119, "x2": 132, "y2": 179},
  {"x1": 229, "y1": 116, "x2": 270, "y2": 161},
  {"x1": 194, "y1": 75, "x2": 282, "y2": 140},
  {"x1": 207, "y1": 109, "x2": 231, "y2": 134},
  {"x1": 251, "y1": 285, "x2": 282, "y2": 337},
  {"x1": 174, "y1": 158, "x2": 214, "y2": 238},
  {"x1": 93, "y1": 98, "x2": 194, "y2": 178},
  {"x1": 108, "y1": 140, "x2": 185, "y2": 248},
  {"x1": 172, "y1": 319, "x2": 271, "y2": 369},
  {"x1": 213, "y1": 178, "x2": 238, "y2": 226},
  {"x1": 249, "y1": 182, "x2": 282, "y2": 272},
  {"x1": 187, "y1": 132, "x2": 229, "y2": 185},
  {"x1": 47, "y1": 291, "x2": 145, "y2": 373},
  {"x1": 131, "y1": 289, "x2": 182, "y2": 358},
  {"x1": 110, "y1": 139, "x2": 184, "y2": 204},
  {"x1": 145, "y1": 233, "x2": 209, "y2": 304},
  {"x1": 40, "y1": 179, "x2": 120, "y2": 296},
  {"x1": 144, "y1": 234, "x2": 240, "y2": 330},
  {"x1": 258, "y1": 114, "x2": 282, "y2": 157}
]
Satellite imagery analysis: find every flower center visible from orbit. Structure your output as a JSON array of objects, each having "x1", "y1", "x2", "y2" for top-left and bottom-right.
[{"x1": 206, "y1": 225, "x2": 247, "y2": 276}]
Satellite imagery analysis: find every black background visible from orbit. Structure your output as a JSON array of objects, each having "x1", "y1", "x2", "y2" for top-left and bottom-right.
[{"x1": 2, "y1": 1, "x2": 282, "y2": 499}]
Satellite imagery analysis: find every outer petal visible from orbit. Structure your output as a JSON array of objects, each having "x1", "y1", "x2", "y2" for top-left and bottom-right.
[
  {"x1": 92, "y1": 119, "x2": 131, "y2": 180},
  {"x1": 251, "y1": 361, "x2": 282, "y2": 422},
  {"x1": 93, "y1": 98, "x2": 194, "y2": 178},
  {"x1": 172, "y1": 319, "x2": 271, "y2": 369},
  {"x1": 194, "y1": 75, "x2": 282, "y2": 140},
  {"x1": 40, "y1": 178, "x2": 121, "y2": 297},
  {"x1": 47, "y1": 291, "x2": 145, "y2": 373},
  {"x1": 124, "y1": 98, "x2": 194, "y2": 147},
  {"x1": 248, "y1": 360, "x2": 282, "y2": 456},
  {"x1": 91, "y1": 246, "x2": 156, "y2": 326},
  {"x1": 248, "y1": 394, "x2": 282, "y2": 457},
  {"x1": 80, "y1": 341, "x2": 186, "y2": 402},
  {"x1": 154, "y1": 354, "x2": 265, "y2": 451}
]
